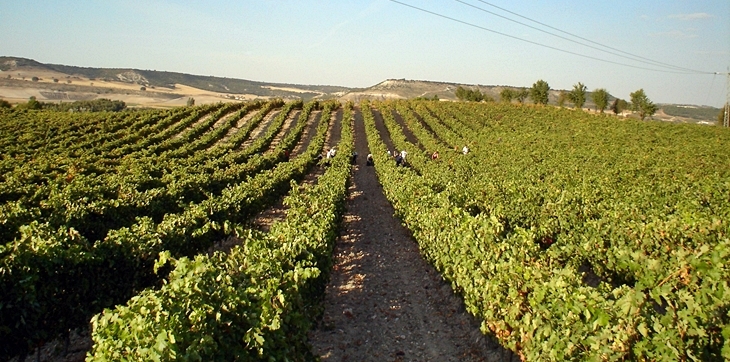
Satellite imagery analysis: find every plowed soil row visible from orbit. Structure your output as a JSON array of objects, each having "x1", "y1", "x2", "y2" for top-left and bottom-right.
[
  {"x1": 218, "y1": 105, "x2": 264, "y2": 144},
  {"x1": 308, "y1": 107, "x2": 517, "y2": 362},
  {"x1": 240, "y1": 108, "x2": 281, "y2": 149},
  {"x1": 251, "y1": 109, "x2": 335, "y2": 232}
]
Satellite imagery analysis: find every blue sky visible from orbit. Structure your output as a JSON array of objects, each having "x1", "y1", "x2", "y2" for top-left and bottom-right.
[{"x1": 1, "y1": 0, "x2": 728, "y2": 106}]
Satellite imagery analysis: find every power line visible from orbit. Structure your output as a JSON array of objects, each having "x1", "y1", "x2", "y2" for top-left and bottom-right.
[
  {"x1": 456, "y1": 0, "x2": 713, "y2": 74},
  {"x1": 704, "y1": 73, "x2": 717, "y2": 106},
  {"x1": 389, "y1": 0, "x2": 712, "y2": 75},
  {"x1": 466, "y1": 0, "x2": 713, "y2": 74}
]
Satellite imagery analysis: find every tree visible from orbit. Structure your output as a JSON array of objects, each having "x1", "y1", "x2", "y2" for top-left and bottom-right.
[
  {"x1": 530, "y1": 79, "x2": 550, "y2": 105},
  {"x1": 557, "y1": 91, "x2": 569, "y2": 107},
  {"x1": 611, "y1": 98, "x2": 628, "y2": 115},
  {"x1": 31, "y1": 76, "x2": 39, "y2": 82},
  {"x1": 500, "y1": 88, "x2": 515, "y2": 103},
  {"x1": 0, "y1": 99, "x2": 11, "y2": 109},
  {"x1": 629, "y1": 88, "x2": 658, "y2": 120},
  {"x1": 455, "y1": 86, "x2": 484, "y2": 102},
  {"x1": 45, "y1": 98, "x2": 126, "y2": 112},
  {"x1": 516, "y1": 89, "x2": 529, "y2": 104},
  {"x1": 455, "y1": 86, "x2": 468, "y2": 101},
  {"x1": 20, "y1": 96, "x2": 42, "y2": 110},
  {"x1": 568, "y1": 82, "x2": 587, "y2": 109},
  {"x1": 187, "y1": 97, "x2": 195, "y2": 107},
  {"x1": 592, "y1": 88, "x2": 609, "y2": 113}
]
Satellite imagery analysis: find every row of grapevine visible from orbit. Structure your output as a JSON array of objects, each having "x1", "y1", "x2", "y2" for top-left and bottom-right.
[
  {"x1": 364, "y1": 100, "x2": 730, "y2": 360},
  {"x1": 0, "y1": 100, "x2": 327, "y2": 360},
  {"x1": 88, "y1": 103, "x2": 354, "y2": 360},
  {"x1": 0, "y1": 100, "x2": 262, "y2": 202},
  {"x1": 0, "y1": 106, "x2": 208, "y2": 209},
  {"x1": 0, "y1": 102, "x2": 283, "y2": 244}
]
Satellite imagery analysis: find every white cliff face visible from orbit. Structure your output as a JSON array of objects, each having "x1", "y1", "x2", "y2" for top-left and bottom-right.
[
  {"x1": 116, "y1": 71, "x2": 148, "y2": 84},
  {"x1": 1, "y1": 59, "x2": 19, "y2": 70}
]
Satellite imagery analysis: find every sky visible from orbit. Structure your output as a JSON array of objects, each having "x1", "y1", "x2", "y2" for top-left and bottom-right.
[{"x1": 1, "y1": 0, "x2": 728, "y2": 107}]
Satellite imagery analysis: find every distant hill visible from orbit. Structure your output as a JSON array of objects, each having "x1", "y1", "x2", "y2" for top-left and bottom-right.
[
  {"x1": 658, "y1": 104, "x2": 722, "y2": 122},
  {"x1": 344, "y1": 79, "x2": 721, "y2": 124},
  {"x1": 41, "y1": 64, "x2": 352, "y2": 97},
  {"x1": 0, "y1": 56, "x2": 352, "y2": 103},
  {"x1": 341, "y1": 79, "x2": 616, "y2": 106},
  {"x1": 0, "y1": 57, "x2": 721, "y2": 122}
]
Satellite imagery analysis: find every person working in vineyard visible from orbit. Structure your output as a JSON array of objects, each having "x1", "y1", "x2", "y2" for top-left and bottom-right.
[
  {"x1": 431, "y1": 151, "x2": 439, "y2": 160},
  {"x1": 322, "y1": 147, "x2": 335, "y2": 166},
  {"x1": 395, "y1": 153, "x2": 403, "y2": 166},
  {"x1": 366, "y1": 153, "x2": 374, "y2": 166},
  {"x1": 462, "y1": 145, "x2": 469, "y2": 155}
]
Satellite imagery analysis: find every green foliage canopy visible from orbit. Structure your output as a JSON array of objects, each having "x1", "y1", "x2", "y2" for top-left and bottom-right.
[
  {"x1": 630, "y1": 89, "x2": 658, "y2": 120},
  {"x1": 592, "y1": 88, "x2": 609, "y2": 113},
  {"x1": 611, "y1": 98, "x2": 628, "y2": 115},
  {"x1": 516, "y1": 89, "x2": 529, "y2": 104},
  {"x1": 557, "y1": 91, "x2": 568, "y2": 107},
  {"x1": 530, "y1": 79, "x2": 550, "y2": 105},
  {"x1": 500, "y1": 88, "x2": 515, "y2": 103},
  {"x1": 568, "y1": 82, "x2": 587, "y2": 109},
  {"x1": 455, "y1": 86, "x2": 486, "y2": 102}
]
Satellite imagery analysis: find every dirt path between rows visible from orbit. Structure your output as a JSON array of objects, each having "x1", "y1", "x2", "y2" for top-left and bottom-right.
[{"x1": 308, "y1": 109, "x2": 516, "y2": 362}]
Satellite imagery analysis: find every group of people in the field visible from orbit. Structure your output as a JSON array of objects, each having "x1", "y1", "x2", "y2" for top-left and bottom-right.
[{"x1": 317, "y1": 145, "x2": 470, "y2": 168}]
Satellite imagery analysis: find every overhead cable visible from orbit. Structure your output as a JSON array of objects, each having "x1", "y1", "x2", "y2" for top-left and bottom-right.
[
  {"x1": 389, "y1": 0, "x2": 714, "y2": 75},
  {"x1": 457, "y1": 0, "x2": 713, "y2": 74}
]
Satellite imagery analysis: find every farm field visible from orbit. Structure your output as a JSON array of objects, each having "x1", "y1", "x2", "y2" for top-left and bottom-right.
[{"x1": 0, "y1": 100, "x2": 728, "y2": 361}]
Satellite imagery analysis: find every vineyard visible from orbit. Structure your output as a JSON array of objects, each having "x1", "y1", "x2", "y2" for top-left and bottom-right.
[{"x1": 0, "y1": 99, "x2": 729, "y2": 361}]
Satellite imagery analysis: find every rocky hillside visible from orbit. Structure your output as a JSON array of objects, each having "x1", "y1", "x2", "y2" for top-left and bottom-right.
[
  {"x1": 0, "y1": 56, "x2": 351, "y2": 102},
  {"x1": 342, "y1": 79, "x2": 579, "y2": 104}
]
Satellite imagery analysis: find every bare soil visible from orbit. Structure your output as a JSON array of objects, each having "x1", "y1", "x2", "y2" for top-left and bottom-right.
[
  {"x1": 264, "y1": 110, "x2": 300, "y2": 154},
  {"x1": 219, "y1": 105, "x2": 264, "y2": 144},
  {"x1": 308, "y1": 109, "x2": 516, "y2": 362},
  {"x1": 240, "y1": 108, "x2": 280, "y2": 149},
  {"x1": 292, "y1": 110, "x2": 322, "y2": 158}
]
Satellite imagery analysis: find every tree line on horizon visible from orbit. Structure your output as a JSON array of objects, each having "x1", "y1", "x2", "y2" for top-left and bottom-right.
[
  {"x1": 454, "y1": 80, "x2": 660, "y2": 121},
  {"x1": 0, "y1": 97, "x2": 126, "y2": 112}
]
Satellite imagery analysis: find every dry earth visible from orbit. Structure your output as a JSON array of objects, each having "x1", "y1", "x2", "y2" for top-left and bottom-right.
[
  {"x1": 307, "y1": 110, "x2": 517, "y2": 362},
  {"x1": 0, "y1": 70, "x2": 262, "y2": 107}
]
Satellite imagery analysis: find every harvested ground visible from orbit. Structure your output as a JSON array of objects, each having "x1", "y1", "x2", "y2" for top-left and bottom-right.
[
  {"x1": 292, "y1": 110, "x2": 322, "y2": 157},
  {"x1": 219, "y1": 105, "x2": 263, "y2": 144},
  {"x1": 240, "y1": 108, "x2": 280, "y2": 149},
  {"x1": 308, "y1": 109, "x2": 516, "y2": 362}
]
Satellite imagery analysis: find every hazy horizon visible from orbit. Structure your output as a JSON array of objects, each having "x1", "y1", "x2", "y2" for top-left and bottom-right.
[{"x1": 1, "y1": 0, "x2": 728, "y2": 107}]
